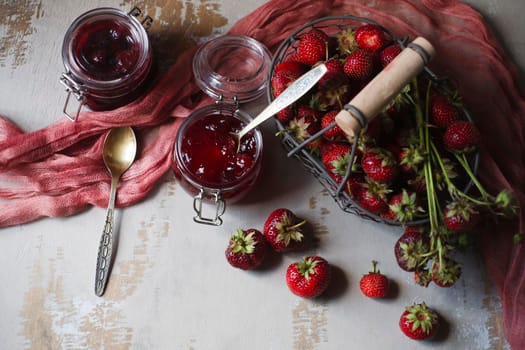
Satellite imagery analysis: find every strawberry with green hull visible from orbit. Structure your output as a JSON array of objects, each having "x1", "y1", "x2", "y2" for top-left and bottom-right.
[
  {"x1": 394, "y1": 226, "x2": 430, "y2": 272},
  {"x1": 263, "y1": 208, "x2": 306, "y2": 252},
  {"x1": 399, "y1": 303, "x2": 440, "y2": 340},
  {"x1": 355, "y1": 178, "x2": 390, "y2": 214},
  {"x1": 431, "y1": 257, "x2": 462, "y2": 287},
  {"x1": 359, "y1": 260, "x2": 389, "y2": 298},
  {"x1": 296, "y1": 29, "x2": 330, "y2": 65},
  {"x1": 361, "y1": 147, "x2": 399, "y2": 183},
  {"x1": 225, "y1": 228, "x2": 268, "y2": 270},
  {"x1": 382, "y1": 189, "x2": 424, "y2": 223},
  {"x1": 321, "y1": 142, "x2": 353, "y2": 183},
  {"x1": 283, "y1": 106, "x2": 322, "y2": 152},
  {"x1": 443, "y1": 199, "x2": 480, "y2": 232},
  {"x1": 286, "y1": 256, "x2": 331, "y2": 298}
]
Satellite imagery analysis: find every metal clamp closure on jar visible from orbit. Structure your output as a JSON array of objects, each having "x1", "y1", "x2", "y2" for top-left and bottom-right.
[
  {"x1": 60, "y1": 7, "x2": 153, "y2": 121},
  {"x1": 193, "y1": 189, "x2": 226, "y2": 226}
]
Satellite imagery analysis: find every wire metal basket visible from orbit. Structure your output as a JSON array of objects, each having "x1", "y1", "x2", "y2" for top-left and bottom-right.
[{"x1": 266, "y1": 15, "x2": 479, "y2": 226}]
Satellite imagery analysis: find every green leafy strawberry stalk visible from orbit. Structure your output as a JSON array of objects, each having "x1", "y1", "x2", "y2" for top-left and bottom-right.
[{"x1": 403, "y1": 77, "x2": 520, "y2": 287}]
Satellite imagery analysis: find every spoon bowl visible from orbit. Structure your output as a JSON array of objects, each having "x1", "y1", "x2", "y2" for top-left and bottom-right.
[{"x1": 95, "y1": 126, "x2": 137, "y2": 297}]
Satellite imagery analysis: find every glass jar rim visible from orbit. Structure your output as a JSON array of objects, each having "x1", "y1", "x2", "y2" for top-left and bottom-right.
[
  {"x1": 174, "y1": 104, "x2": 263, "y2": 191},
  {"x1": 61, "y1": 7, "x2": 151, "y2": 91},
  {"x1": 193, "y1": 35, "x2": 272, "y2": 104}
]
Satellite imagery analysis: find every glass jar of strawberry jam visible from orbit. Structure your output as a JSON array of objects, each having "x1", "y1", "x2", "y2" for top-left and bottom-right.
[
  {"x1": 173, "y1": 35, "x2": 271, "y2": 225},
  {"x1": 60, "y1": 7, "x2": 153, "y2": 121}
]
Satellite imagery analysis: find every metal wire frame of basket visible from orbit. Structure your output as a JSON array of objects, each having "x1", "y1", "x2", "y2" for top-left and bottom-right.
[{"x1": 266, "y1": 15, "x2": 479, "y2": 226}]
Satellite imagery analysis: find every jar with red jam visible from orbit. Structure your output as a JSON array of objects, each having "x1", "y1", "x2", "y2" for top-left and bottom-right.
[
  {"x1": 60, "y1": 7, "x2": 153, "y2": 121},
  {"x1": 173, "y1": 35, "x2": 271, "y2": 225}
]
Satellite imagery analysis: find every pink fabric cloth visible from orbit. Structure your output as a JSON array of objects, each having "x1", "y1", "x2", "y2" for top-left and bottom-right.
[{"x1": 1, "y1": 0, "x2": 523, "y2": 347}]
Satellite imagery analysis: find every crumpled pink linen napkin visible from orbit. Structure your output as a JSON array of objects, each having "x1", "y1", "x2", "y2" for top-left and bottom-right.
[{"x1": 1, "y1": 0, "x2": 524, "y2": 347}]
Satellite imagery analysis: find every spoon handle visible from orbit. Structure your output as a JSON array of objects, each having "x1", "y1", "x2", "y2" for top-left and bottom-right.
[
  {"x1": 237, "y1": 63, "x2": 328, "y2": 140},
  {"x1": 95, "y1": 176, "x2": 118, "y2": 297}
]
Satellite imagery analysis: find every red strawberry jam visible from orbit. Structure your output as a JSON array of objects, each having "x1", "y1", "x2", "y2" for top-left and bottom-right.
[
  {"x1": 73, "y1": 20, "x2": 140, "y2": 81},
  {"x1": 174, "y1": 106, "x2": 263, "y2": 203},
  {"x1": 61, "y1": 8, "x2": 152, "y2": 117}
]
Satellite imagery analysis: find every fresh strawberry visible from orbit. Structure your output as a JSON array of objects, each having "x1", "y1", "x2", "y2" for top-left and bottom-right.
[
  {"x1": 271, "y1": 68, "x2": 302, "y2": 97},
  {"x1": 263, "y1": 208, "x2": 306, "y2": 252},
  {"x1": 355, "y1": 178, "x2": 391, "y2": 214},
  {"x1": 399, "y1": 303, "x2": 440, "y2": 340},
  {"x1": 394, "y1": 226, "x2": 429, "y2": 271},
  {"x1": 321, "y1": 111, "x2": 346, "y2": 141},
  {"x1": 285, "y1": 106, "x2": 322, "y2": 150},
  {"x1": 431, "y1": 257, "x2": 461, "y2": 287},
  {"x1": 379, "y1": 44, "x2": 402, "y2": 67},
  {"x1": 398, "y1": 146, "x2": 425, "y2": 174},
  {"x1": 354, "y1": 24, "x2": 389, "y2": 51},
  {"x1": 321, "y1": 142, "x2": 352, "y2": 182},
  {"x1": 345, "y1": 173, "x2": 365, "y2": 196},
  {"x1": 343, "y1": 49, "x2": 374, "y2": 81},
  {"x1": 361, "y1": 147, "x2": 399, "y2": 183},
  {"x1": 443, "y1": 199, "x2": 480, "y2": 232},
  {"x1": 317, "y1": 58, "x2": 345, "y2": 87},
  {"x1": 275, "y1": 105, "x2": 295, "y2": 124},
  {"x1": 430, "y1": 94, "x2": 460, "y2": 128},
  {"x1": 337, "y1": 28, "x2": 357, "y2": 55},
  {"x1": 273, "y1": 60, "x2": 307, "y2": 75},
  {"x1": 383, "y1": 189, "x2": 423, "y2": 223},
  {"x1": 225, "y1": 228, "x2": 267, "y2": 270},
  {"x1": 359, "y1": 260, "x2": 389, "y2": 298},
  {"x1": 297, "y1": 29, "x2": 329, "y2": 65},
  {"x1": 443, "y1": 120, "x2": 480, "y2": 153},
  {"x1": 286, "y1": 256, "x2": 331, "y2": 298},
  {"x1": 413, "y1": 268, "x2": 433, "y2": 287}
]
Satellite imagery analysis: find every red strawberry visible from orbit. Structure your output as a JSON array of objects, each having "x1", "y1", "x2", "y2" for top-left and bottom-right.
[
  {"x1": 274, "y1": 60, "x2": 307, "y2": 75},
  {"x1": 286, "y1": 256, "x2": 331, "y2": 298},
  {"x1": 321, "y1": 142, "x2": 352, "y2": 182},
  {"x1": 225, "y1": 228, "x2": 267, "y2": 270},
  {"x1": 399, "y1": 303, "x2": 440, "y2": 340},
  {"x1": 443, "y1": 120, "x2": 480, "y2": 153},
  {"x1": 355, "y1": 178, "x2": 391, "y2": 214},
  {"x1": 315, "y1": 71, "x2": 352, "y2": 110},
  {"x1": 443, "y1": 199, "x2": 480, "y2": 232},
  {"x1": 383, "y1": 189, "x2": 423, "y2": 223},
  {"x1": 394, "y1": 226, "x2": 429, "y2": 271},
  {"x1": 354, "y1": 24, "x2": 389, "y2": 51},
  {"x1": 398, "y1": 146, "x2": 425, "y2": 174},
  {"x1": 321, "y1": 111, "x2": 346, "y2": 141},
  {"x1": 345, "y1": 173, "x2": 365, "y2": 197},
  {"x1": 297, "y1": 29, "x2": 329, "y2": 65},
  {"x1": 430, "y1": 94, "x2": 460, "y2": 128},
  {"x1": 431, "y1": 257, "x2": 461, "y2": 287},
  {"x1": 359, "y1": 260, "x2": 389, "y2": 298},
  {"x1": 263, "y1": 208, "x2": 306, "y2": 252},
  {"x1": 317, "y1": 58, "x2": 345, "y2": 87},
  {"x1": 271, "y1": 68, "x2": 302, "y2": 97},
  {"x1": 275, "y1": 105, "x2": 295, "y2": 124},
  {"x1": 361, "y1": 147, "x2": 399, "y2": 183},
  {"x1": 285, "y1": 106, "x2": 322, "y2": 150},
  {"x1": 379, "y1": 44, "x2": 402, "y2": 67},
  {"x1": 343, "y1": 49, "x2": 374, "y2": 81}
]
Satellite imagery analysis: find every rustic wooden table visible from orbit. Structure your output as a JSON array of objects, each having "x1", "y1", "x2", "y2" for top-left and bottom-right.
[{"x1": 1, "y1": 1, "x2": 523, "y2": 349}]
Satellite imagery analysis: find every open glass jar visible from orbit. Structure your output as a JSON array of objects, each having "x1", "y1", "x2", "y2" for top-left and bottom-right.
[
  {"x1": 173, "y1": 35, "x2": 272, "y2": 225},
  {"x1": 60, "y1": 7, "x2": 153, "y2": 121}
]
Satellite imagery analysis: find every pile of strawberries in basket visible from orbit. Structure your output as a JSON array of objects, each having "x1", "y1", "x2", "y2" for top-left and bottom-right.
[{"x1": 270, "y1": 23, "x2": 517, "y2": 288}]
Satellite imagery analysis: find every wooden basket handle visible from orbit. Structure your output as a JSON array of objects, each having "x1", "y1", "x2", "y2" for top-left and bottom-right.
[{"x1": 335, "y1": 37, "x2": 436, "y2": 139}]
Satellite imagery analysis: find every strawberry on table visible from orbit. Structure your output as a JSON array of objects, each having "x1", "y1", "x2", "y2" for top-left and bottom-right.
[
  {"x1": 359, "y1": 260, "x2": 389, "y2": 298},
  {"x1": 399, "y1": 303, "x2": 440, "y2": 340},
  {"x1": 394, "y1": 226, "x2": 429, "y2": 271},
  {"x1": 225, "y1": 228, "x2": 267, "y2": 270},
  {"x1": 286, "y1": 256, "x2": 331, "y2": 298},
  {"x1": 263, "y1": 208, "x2": 306, "y2": 252},
  {"x1": 431, "y1": 257, "x2": 462, "y2": 287}
]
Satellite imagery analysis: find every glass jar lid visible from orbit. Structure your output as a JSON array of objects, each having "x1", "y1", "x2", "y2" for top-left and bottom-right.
[{"x1": 193, "y1": 35, "x2": 272, "y2": 104}]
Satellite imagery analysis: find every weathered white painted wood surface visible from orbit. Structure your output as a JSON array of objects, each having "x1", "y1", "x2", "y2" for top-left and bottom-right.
[{"x1": 1, "y1": 1, "x2": 523, "y2": 349}]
